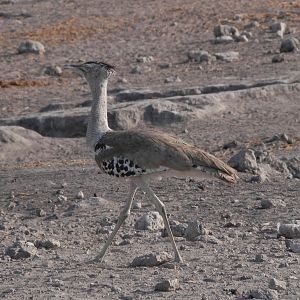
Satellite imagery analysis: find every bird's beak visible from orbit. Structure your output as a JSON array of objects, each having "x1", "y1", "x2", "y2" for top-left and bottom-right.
[{"x1": 63, "y1": 64, "x2": 83, "y2": 75}]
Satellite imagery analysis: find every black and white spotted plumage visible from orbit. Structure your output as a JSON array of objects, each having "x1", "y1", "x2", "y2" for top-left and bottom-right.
[{"x1": 94, "y1": 141, "x2": 146, "y2": 178}]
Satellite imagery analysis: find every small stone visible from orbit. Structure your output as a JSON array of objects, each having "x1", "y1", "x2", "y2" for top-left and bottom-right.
[
  {"x1": 130, "y1": 252, "x2": 172, "y2": 267},
  {"x1": 213, "y1": 24, "x2": 239, "y2": 38},
  {"x1": 233, "y1": 14, "x2": 243, "y2": 21},
  {"x1": 154, "y1": 279, "x2": 179, "y2": 292},
  {"x1": 76, "y1": 191, "x2": 84, "y2": 199},
  {"x1": 244, "y1": 21, "x2": 260, "y2": 29},
  {"x1": 262, "y1": 198, "x2": 286, "y2": 209},
  {"x1": 269, "y1": 278, "x2": 287, "y2": 291},
  {"x1": 251, "y1": 173, "x2": 267, "y2": 183},
  {"x1": 223, "y1": 140, "x2": 240, "y2": 149},
  {"x1": 240, "y1": 31, "x2": 252, "y2": 39},
  {"x1": 214, "y1": 51, "x2": 239, "y2": 62},
  {"x1": 132, "y1": 201, "x2": 142, "y2": 209},
  {"x1": 34, "y1": 239, "x2": 60, "y2": 250},
  {"x1": 44, "y1": 66, "x2": 62, "y2": 76},
  {"x1": 185, "y1": 220, "x2": 206, "y2": 241},
  {"x1": 136, "y1": 55, "x2": 154, "y2": 63},
  {"x1": 228, "y1": 149, "x2": 258, "y2": 172},
  {"x1": 7, "y1": 202, "x2": 16, "y2": 210},
  {"x1": 285, "y1": 240, "x2": 300, "y2": 253},
  {"x1": 5, "y1": 240, "x2": 37, "y2": 259},
  {"x1": 131, "y1": 65, "x2": 151, "y2": 74},
  {"x1": 278, "y1": 223, "x2": 300, "y2": 239},
  {"x1": 159, "y1": 63, "x2": 172, "y2": 69},
  {"x1": 272, "y1": 54, "x2": 284, "y2": 63},
  {"x1": 246, "y1": 288, "x2": 278, "y2": 300},
  {"x1": 57, "y1": 195, "x2": 67, "y2": 203},
  {"x1": 255, "y1": 253, "x2": 268, "y2": 262},
  {"x1": 164, "y1": 75, "x2": 181, "y2": 83},
  {"x1": 135, "y1": 211, "x2": 164, "y2": 231},
  {"x1": 18, "y1": 40, "x2": 45, "y2": 54},
  {"x1": 36, "y1": 208, "x2": 46, "y2": 217},
  {"x1": 214, "y1": 36, "x2": 234, "y2": 44},
  {"x1": 235, "y1": 35, "x2": 249, "y2": 42},
  {"x1": 51, "y1": 279, "x2": 64, "y2": 287},
  {"x1": 280, "y1": 37, "x2": 299, "y2": 53},
  {"x1": 187, "y1": 50, "x2": 216, "y2": 63},
  {"x1": 279, "y1": 261, "x2": 289, "y2": 268},
  {"x1": 270, "y1": 22, "x2": 287, "y2": 38}
]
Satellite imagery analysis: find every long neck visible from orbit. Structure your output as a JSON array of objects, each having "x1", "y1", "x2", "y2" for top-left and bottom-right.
[{"x1": 86, "y1": 78, "x2": 111, "y2": 149}]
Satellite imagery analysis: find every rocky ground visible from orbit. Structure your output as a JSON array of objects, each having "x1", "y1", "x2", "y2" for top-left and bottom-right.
[{"x1": 0, "y1": 0, "x2": 300, "y2": 299}]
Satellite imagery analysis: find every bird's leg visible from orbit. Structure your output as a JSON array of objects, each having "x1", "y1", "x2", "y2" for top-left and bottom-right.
[
  {"x1": 94, "y1": 181, "x2": 137, "y2": 262},
  {"x1": 139, "y1": 181, "x2": 183, "y2": 263}
]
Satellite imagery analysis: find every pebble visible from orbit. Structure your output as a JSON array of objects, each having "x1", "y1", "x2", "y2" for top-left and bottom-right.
[
  {"x1": 164, "y1": 75, "x2": 181, "y2": 83},
  {"x1": 51, "y1": 279, "x2": 64, "y2": 287},
  {"x1": 272, "y1": 54, "x2": 284, "y2": 63},
  {"x1": 184, "y1": 220, "x2": 206, "y2": 241},
  {"x1": 233, "y1": 14, "x2": 243, "y2": 21},
  {"x1": 244, "y1": 21, "x2": 260, "y2": 29},
  {"x1": 57, "y1": 195, "x2": 67, "y2": 203},
  {"x1": 270, "y1": 22, "x2": 287, "y2": 38},
  {"x1": 228, "y1": 149, "x2": 258, "y2": 172},
  {"x1": 285, "y1": 240, "x2": 300, "y2": 253},
  {"x1": 187, "y1": 49, "x2": 216, "y2": 63},
  {"x1": 34, "y1": 239, "x2": 60, "y2": 250},
  {"x1": 136, "y1": 55, "x2": 154, "y2": 63},
  {"x1": 36, "y1": 208, "x2": 46, "y2": 217},
  {"x1": 255, "y1": 253, "x2": 268, "y2": 262},
  {"x1": 131, "y1": 65, "x2": 151, "y2": 74},
  {"x1": 17, "y1": 40, "x2": 45, "y2": 54},
  {"x1": 5, "y1": 240, "x2": 37, "y2": 259},
  {"x1": 132, "y1": 201, "x2": 142, "y2": 209},
  {"x1": 214, "y1": 36, "x2": 234, "y2": 44},
  {"x1": 260, "y1": 198, "x2": 286, "y2": 209},
  {"x1": 135, "y1": 211, "x2": 164, "y2": 231},
  {"x1": 269, "y1": 278, "x2": 287, "y2": 291},
  {"x1": 154, "y1": 279, "x2": 179, "y2": 292},
  {"x1": 213, "y1": 24, "x2": 239, "y2": 38},
  {"x1": 235, "y1": 35, "x2": 249, "y2": 42},
  {"x1": 278, "y1": 223, "x2": 300, "y2": 239},
  {"x1": 130, "y1": 252, "x2": 172, "y2": 267},
  {"x1": 280, "y1": 37, "x2": 299, "y2": 53},
  {"x1": 44, "y1": 66, "x2": 62, "y2": 76},
  {"x1": 214, "y1": 51, "x2": 239, "y2": 62},
  {"x1": 246, "y1": 288, "x2": 278, "y2": 300},
  {"x1": 76, "y1": 191, "x2": 84, "y2": 199}
]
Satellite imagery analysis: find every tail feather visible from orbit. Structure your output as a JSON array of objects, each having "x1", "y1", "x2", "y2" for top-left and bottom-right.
[{"x1": 188, "y1": 148, "x2": 238, "y2": 184}]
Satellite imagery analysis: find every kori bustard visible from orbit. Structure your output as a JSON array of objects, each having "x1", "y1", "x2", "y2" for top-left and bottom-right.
[{"x1": 65, "y1": 61, "x2": 238, "y2": 263}]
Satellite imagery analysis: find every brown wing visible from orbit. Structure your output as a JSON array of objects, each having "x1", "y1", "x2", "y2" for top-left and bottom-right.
[{"x1": 96, "y1": 129, "x2": 238, "y2": 181}]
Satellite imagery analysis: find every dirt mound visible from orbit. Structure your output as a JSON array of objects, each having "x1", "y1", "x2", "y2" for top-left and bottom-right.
[{"x1": 0, "y1": 126, "x2": 45, "y2": 163}]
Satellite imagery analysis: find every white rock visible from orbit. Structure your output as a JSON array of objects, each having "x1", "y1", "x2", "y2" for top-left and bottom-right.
[
  {"x1": 269, "y1": 278, "x2": 287, "y2": 291},
  {"x1": 130, "y1": 252, "x2": 172, "y2": 267},
  {"x1": 135, "y1": 211, "x2": 164, "y2": 230},
  {"x1": 228, "y1": 149, "x2": 257, "y2": 172},
  {"x1": 270, "y1": 22, "x2": 287, "y2": 37},
  {"x1": 213, "y1": 24, "x2": 239, "y2": 38},
  {"x1": 76, "y1": 191, "x2": 84, "y2": 199},
  {"x1": 278, "y1": 223, "x2": 300, "y2": 239},
  {"x1": 155, "y1": 279, "x2": 180, "y2": 292},
  {"x1": 214, "y1": 36, "x2": 234, "y2": 44},
  {"x1": 214, "y1": 51, "x2": 239, "y2": 62},
  {"x1": 18, "y1": 40, "x2": 45, "y2": 54}
]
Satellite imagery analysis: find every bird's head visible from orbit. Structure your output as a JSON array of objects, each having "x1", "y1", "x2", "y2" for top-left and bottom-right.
[{"x1": 64, "y1": 61, "x2": 116, "y2": 83}]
